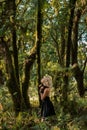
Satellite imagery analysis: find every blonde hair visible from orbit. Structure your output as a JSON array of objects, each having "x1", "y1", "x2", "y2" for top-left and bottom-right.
[{"x1": 42, "y1": 75, "x2": 52, "y2": 87}]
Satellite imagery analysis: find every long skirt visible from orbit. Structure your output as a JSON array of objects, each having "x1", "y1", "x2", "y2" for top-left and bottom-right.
[{"x1": 41, "y1": 96, "x2": 55, "y2": 117}]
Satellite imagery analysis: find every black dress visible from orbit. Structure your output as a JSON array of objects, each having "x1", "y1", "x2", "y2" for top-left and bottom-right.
[{"x1": 41, "y1": 96, "x2": 55, "y2": 118}]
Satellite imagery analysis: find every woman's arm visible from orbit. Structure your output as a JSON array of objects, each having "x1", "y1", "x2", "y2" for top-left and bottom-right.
[{"x1": 40, "y1": 88, "x2": 50, "y2": 100}]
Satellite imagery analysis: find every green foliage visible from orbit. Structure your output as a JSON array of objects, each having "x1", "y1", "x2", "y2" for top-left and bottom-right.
[
  {"x1": 0, "y1": 0, "x2": 87, "y2": 129},
  {"x1": 0, "y1": 25, "x2": 6, "y2": 37},
  {"x1": 1, "y1": 85, "x2": 87, "y2": 130}
]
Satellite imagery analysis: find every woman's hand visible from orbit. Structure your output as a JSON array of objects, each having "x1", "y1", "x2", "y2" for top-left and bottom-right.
[
  {"x1": 40, "y1": 86, "x2": 44, "y2": 93},
  {"x1": 40, "y1": 87, "x2": 50, "y2": 100}
]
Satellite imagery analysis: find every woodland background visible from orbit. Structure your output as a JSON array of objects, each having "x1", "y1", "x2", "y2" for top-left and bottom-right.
[{"x1": 0, "y1": 0, "x2": 87, "y2": 129}]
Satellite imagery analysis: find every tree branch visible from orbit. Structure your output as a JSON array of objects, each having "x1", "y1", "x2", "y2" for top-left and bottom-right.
[{"x1": 50, "y1": 33, "x2": 61, "y2": 63}]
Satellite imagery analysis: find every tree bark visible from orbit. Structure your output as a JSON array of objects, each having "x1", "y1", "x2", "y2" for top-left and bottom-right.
[
  {"x1": 1, "y1": 38, "x2": 24, "y2": 116},
  {"x1": 37, "y1": 0, "x2": 43, "y2": 106},
  {"x1": 63, "y1": 0, "x2": 76, "y2": 111},
  {"x1": 72, "y1": 64, "x2": 84, "y2": 97},
  {"x1": 71, "y1": 8, "x2": 85, "y2": 97},
  {"x1": 22, "y1": 45, "x2": 37, "y2": 108},
  {"x1": 72, "y1": 9, "x2": 81, "y2": 64},
  {"x1": 12, "y1": 0, "x2": 20, "y2": 86},
  {"x1": 60, "y1": 26, "x2": 66, "y2": 66}
]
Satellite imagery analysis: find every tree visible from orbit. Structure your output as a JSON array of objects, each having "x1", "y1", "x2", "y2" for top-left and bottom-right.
[
  {"x1": 71, "y1": 0, "x2": 87, "y2": 97},
  {"x1": 36, "y1": 0, "x2": 43, "y2": 106},
  {"x1": 0, "y1": 0, "x2": 38, "y2": 116},
  {"x1": 0, "y1": 0, "x2": 87, "y2": 117},
  {"x1": 44, "y1": 0, "x2": 87, "y2": 109}
]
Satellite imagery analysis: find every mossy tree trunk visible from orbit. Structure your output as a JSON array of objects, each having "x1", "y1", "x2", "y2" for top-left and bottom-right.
[
  {"x1": 22, "y1": 45, "x2": 37, "y2": 108},
  {"x1": 62, "y1": 0, "x2": 77, "y2": 112},
  {"x1": 12, "y1": 0, "x2": 20, "y2": 86},
  {"x1": 1, "y1": 38, "x2": 24, "y2": 116},
  {"x1": 1, "y1": 0, "x2": 37, "y2": 115},
  {"x1": 71, "y1": 7, "x2": 87, "y2": 97},
  {"x1": 53, "y1": 25, "x2": 66, "y2": 103},
  {"x1": 36, "y1": 0, "x2": 43, "y2": 106},
  {"x1": 72, "y1": 64, "x2": 85, "y2": 97}
]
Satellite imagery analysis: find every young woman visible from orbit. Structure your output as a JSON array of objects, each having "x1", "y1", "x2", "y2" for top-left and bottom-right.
[{"x1": 39, "y1": 75, "x2": 55, "y2": 121}]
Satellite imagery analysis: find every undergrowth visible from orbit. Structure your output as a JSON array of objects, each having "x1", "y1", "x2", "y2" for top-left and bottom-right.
[{"x1": 0, "y1": 87, "x2": 87, "y2": 130}]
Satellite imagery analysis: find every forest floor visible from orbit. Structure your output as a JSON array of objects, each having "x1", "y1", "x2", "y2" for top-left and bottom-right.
[
  {"x1": 0, "y1": 87, "x2": 87, "y2": 130},
  {"x1": 0, "y1": 99, "x2": 87, "y2": 130}
]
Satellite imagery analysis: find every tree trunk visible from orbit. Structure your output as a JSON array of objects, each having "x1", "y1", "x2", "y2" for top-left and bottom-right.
[
  {"x1": 22, "y1": 45, "x2": 37, "y2": 109},
  {"x1": 37, "y1": 0, "x2": 43, "y2": 106},
  {"x1": 60, "y1": 26, "x2": 66, "y2": 66},
  {"x1": 62, "y1": 0, "x2": 76, "y2": 111},
  {"x1": 72, "y1": 9, "x2": 81, "y2": 64},
  {"x1": 72, "y1": 64, "x2": 84, "y2": 97},
  {"x1": 2, "y1": 38, "x2": 24, "y2": 116},
  {"x1": 71, "y1": 9, "x2": 85, "y2": 97},
  {"x1": 12, "y1": 0, "x2": 20, "y2": 86}
]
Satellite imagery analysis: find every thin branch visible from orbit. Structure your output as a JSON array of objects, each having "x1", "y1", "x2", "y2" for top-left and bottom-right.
[{"x1": 50, "y1": 33, "x2": 61, "y2": 63}]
